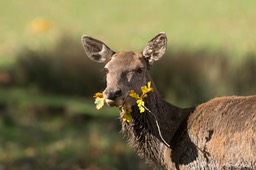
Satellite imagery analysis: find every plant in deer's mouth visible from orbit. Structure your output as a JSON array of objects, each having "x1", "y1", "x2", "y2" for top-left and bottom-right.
[
  {"x1": 93, "y1": 82, "x2": 170, "y2": 147},
  {"x1": 129, "y1": 81, "x2": 154, "y2": 113},
  {"x1": 93, "y1": 92, "x2": 105, "y2": 110},
  {"x1": 93, "y1": 81, "x2": 154, "y2": 122}
]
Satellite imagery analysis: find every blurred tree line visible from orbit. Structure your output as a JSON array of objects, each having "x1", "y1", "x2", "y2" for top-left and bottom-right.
[{"x1": 8, "y1": 35, "x2": 256, "y2": 106}]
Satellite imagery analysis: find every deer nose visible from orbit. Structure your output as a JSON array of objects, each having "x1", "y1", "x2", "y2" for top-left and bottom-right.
[{"x1": 105, "y1": 88, "x2": 122, "y2": 100}]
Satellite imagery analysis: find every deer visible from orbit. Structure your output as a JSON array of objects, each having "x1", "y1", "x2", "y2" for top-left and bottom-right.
[{"x1": 81, "y1": 32, "x2": 256, "y2": 170}]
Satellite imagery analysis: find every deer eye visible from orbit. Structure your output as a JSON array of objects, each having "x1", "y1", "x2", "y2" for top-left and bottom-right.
[
  {"x1": 136, "y1": 67, "x2": 144, "y2": 74},
  {"x1": 104, "y1": 68, "x2": 109, "y2": 74}
]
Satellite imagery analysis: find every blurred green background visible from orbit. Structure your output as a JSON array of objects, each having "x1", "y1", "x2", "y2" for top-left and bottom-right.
[{"x1": 0, "y1": 0, "x2": 255, "y2": 169}]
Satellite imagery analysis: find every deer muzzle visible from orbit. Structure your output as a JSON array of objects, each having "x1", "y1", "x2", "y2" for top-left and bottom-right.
[{"x1": 104, "y1": 88, "x2": 125, "y2": 107}]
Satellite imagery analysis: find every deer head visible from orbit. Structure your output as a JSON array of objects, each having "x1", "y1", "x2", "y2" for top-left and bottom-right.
[{"x1": 81, "y1": 33, "x2": 167, "y2": 107}]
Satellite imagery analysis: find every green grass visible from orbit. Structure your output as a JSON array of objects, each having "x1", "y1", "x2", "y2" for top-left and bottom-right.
[
  {"x1": 0, "y1": 87, "x2": 152, "y2": 169},
  {"x1": 0, "y1": 111, "x2": 149, "y2": 169},
  {"x1": 0, "y1": 0, "x2": 255, "y2": 60}
]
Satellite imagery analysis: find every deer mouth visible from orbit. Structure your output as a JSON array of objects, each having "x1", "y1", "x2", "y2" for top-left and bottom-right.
[{"x1": 105, "y1": 98, "x2": 125, "y2": 107}]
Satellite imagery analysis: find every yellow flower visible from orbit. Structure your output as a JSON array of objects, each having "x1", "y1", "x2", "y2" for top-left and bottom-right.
[
  {"x1": 93, "y1": 92, "x2": 105, "y2": 110},
  {"x1": 93, "y1": 81, "x2": 154, "y2": 120},
  {"x1": 128, "y1": 81, "x2": 154, "y2": 113},
  {"x1": 137, "y1": 99, "x2": 145, "y2": 113},
  {"x1": 141, "y1": 81, "x2": 154, "y2": 94},
  {"x1": 129, "y1": 90, "x2": 140, "y2": 99},
  {"x1": 93, "y1": 92, "x2": 104, "y2": 98},
  {"x1": 28, "y1": 17, "x2": 52, "y2": 34},
  {"x1": 122, "y1": 111, "x2": 132, "y2": 122},
  {"x1": 121, "y1": 103, "x2": 133, "y2": 122}
]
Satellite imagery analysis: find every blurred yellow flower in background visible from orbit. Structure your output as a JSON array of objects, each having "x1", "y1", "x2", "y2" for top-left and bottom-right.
[{"x1": 28, "y1": 17, "x2": 52, "y2": 34}]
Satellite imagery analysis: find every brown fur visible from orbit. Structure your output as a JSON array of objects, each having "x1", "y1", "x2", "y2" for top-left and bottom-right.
[
  {"x1": 82, "y1": 33, "x2": 256, "y2": 170},
  {"x1": 122, "y1": 84, "x2": 256, "y2": 169}
]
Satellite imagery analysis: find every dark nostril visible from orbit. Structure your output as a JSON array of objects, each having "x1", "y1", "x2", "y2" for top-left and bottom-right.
[
  {"x1": 114, "y1": 89, "x2": 122, "y2": 98},
  {"x1": 107, "y1": 88, "x2": 122, "y2": 100}
]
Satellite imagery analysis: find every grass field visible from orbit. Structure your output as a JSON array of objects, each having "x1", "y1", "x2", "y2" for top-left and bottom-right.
[
  {"x1": 0, "y1": 88, "x2": 153, "y2": 169},
  {"x1": 1, "y1": 0, "x2": 256, "y2": 59}
]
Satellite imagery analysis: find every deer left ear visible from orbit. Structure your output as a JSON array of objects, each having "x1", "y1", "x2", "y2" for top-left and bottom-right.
[{"x1": 142, "y1": 32, "x2": 167, "y2": 65}]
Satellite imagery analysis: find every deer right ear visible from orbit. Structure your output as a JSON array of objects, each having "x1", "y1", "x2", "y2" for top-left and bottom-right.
[{"x1": 81, "y1": 35, "x2": 115, "y2": 63}]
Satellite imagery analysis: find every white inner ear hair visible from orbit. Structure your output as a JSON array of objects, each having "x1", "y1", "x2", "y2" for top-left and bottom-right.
[
  {"x1": 90, "y1": 44, "x2": 107, "y2": 62},
  {"x1": 98, "y1": 44, "x2": 107, "y2": 56}
]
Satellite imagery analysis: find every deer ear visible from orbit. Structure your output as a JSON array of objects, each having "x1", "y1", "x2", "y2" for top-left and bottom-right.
[
  {"x1": 143, "y1": 32, "x2": 167, "y2": 65},
  {"x1": 81, "y1": 35, "x2": 115, "y2": 63}
]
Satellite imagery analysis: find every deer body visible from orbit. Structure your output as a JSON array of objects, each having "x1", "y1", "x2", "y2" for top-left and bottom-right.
[{"x1": 82, "y1": 33, "x2": 256, "y2": 169}]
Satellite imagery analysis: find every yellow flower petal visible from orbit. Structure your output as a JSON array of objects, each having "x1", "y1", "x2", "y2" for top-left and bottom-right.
[
  {"x1": 139, "y1": 106, "x2": 145, "y2": 113},
  {"x1": 141, "y1": 85, "x2": 148, "y2": 94},
  {"x1": 141, "y1": 81, "x2": 154, "y2": 94},
  {"x1": 93, "y1": 92, "x2": 105, "y2": 110},
  {"x1": 137, "y1": 99, "x2": 145, "y2": 113},
  {"x1": 95, "y1": 97, "x2": 105, "y2": 110},
  {"x1": 122, "y1": 111, "x2": 132, "y2": 122},
  {"x1": 129, "y1": 90, "x2": 140, "y2": 99},
  {"x1": 147, "y1": 81, "x2": 154, "y2": 92},
  {"x1": 141, "y1": 93, "x2": 147, "y2": 99},
  {"x1": 93, "y1": 92, "x2": 104, "y2": 98},
  {"x1": 147, "y1": 81, "x2": 151, "y2": 88}
]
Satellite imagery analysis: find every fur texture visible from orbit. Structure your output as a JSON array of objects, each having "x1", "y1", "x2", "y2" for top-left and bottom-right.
[{"x1": 122, "y1": 85, "x2": 256, "y2": 169}]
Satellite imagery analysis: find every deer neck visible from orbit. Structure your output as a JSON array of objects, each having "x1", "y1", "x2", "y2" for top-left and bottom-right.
[
  {"x1": 134, "y1": 85, "x2": 191, "y2": 144},
  {"x1": 121, "y1": 79, "x2": 194, "y2": 165}
]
